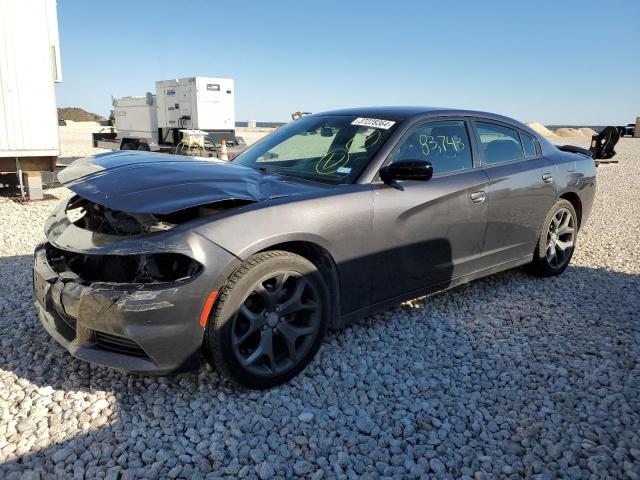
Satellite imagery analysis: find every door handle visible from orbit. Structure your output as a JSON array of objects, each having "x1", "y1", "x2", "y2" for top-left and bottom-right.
[
  {"x1": 470, "y1": 191, "x2": 486, "y2": 204},
  {"x1": 542, "y1": 173, "x2": 553, "y2": 183}
]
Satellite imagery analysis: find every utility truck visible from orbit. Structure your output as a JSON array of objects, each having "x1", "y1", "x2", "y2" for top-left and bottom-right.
[{"x1": 95, "y1": 77, "x2": 237, "y2": 154}]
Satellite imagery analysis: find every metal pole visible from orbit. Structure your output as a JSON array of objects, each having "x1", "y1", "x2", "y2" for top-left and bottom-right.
[{"x1": 16, "y1": 158, "x2": 25, "y2": 198}]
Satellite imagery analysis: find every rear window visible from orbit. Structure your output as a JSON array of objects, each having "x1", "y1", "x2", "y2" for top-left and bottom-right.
[
  {"x1": 476, "y1": 122, "x2": 524, "y2": 165},
  {"x1": 520, "y1": 132, "x2": 538, "y2": 158}
]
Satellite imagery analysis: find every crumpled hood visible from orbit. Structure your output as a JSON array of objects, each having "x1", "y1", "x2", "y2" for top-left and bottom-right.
[{"x1": 58, "y1": 151, "x2": 327, "y2": 214}]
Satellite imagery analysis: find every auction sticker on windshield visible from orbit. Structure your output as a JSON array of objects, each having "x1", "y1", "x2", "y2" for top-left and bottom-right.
[{"x1": 351, "y1": 117, "x2": 396, "y2": 129}]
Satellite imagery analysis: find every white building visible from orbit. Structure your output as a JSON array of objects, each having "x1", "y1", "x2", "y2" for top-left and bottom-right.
[{"x1": 0, "y1": 0, "x2": 62, "y2": 198}]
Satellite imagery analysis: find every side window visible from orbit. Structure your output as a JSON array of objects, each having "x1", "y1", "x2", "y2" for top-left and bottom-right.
[
  {"x1": 520, "y1": 132, "x2": 538, "y2": 158},
  {"x1": 476, "y1": 122, "x2": 524, "y2": 165},
  {"x1": 388, "y1": 120, "x2": 472, "y2": 175}
]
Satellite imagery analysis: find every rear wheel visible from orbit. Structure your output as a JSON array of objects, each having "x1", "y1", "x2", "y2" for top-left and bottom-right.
[
  {"x1": 529, "y1": 199, "x2": 577, "y2": 276},
  {"x1": 203, "y1": 251, "x2": 328, "y2": 388},
  {"x1": 121, "y1": 142, "x2": 137, "y2": 150}
]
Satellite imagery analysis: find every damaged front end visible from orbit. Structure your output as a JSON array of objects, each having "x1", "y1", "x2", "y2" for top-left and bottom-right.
[
  {"x1": 34, "y1": 195, "x2": 241, "y2": 374},
  {"x1": 34, "y1": 150, "x2": 318, "y2": 373}
]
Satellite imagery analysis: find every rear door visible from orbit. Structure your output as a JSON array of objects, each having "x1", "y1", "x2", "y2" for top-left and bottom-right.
[
  {"x1": 369, "y1": 118, "x2": 490, "y2": 304},
  {"x1": 473, "y1": 120, "x2": 557, "y2": 265}
]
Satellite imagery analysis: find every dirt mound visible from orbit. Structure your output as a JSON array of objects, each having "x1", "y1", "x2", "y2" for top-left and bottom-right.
[
  {"x1": 526, "y1": 122, "x2": 556, "y2": 137},
  {"x1": 555, "y1": 128, "x2": 584, "y2": 137},
  {"x1": 580, "y1": 127, "x2": 597, "y2": 137},
  {"x1": 57, "y1": 107, "x2": 105, "y2": 122}
]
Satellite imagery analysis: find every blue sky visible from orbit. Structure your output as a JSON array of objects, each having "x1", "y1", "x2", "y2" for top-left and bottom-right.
[{"x1": 56, "y1": 0, "x2": 639, "y2": 125}]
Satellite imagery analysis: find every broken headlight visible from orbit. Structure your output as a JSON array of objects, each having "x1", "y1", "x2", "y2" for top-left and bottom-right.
[{"x1": 46, "y1": 244, "x2": 202, "y2": 284}]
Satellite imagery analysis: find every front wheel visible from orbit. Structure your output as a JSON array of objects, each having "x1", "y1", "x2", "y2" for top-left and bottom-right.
[
  {"x1": 203, "y1": 251, "x2": 328, "y2": 388},
  {"x1": 529, "y1": 199, "x2": 578, "y2": 276}
]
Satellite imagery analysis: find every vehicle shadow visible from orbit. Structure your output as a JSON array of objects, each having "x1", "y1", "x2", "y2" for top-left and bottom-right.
[{"x1": 1, "y1": 252, "x2": 639, "y2": 478}]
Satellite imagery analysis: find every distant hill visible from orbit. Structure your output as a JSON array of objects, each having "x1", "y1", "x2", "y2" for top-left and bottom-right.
[{"x1": 57, "y1": 107, "x2": 105, "y2": 122}]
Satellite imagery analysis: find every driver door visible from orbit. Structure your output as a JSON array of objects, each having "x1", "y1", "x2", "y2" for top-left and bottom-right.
[{"x1": 369, "y1": 119, "x2": 490, "y2": 305}]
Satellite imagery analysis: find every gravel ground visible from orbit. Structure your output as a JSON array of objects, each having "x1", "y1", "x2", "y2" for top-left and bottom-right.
[{"x1": 1, "y1": 137, "x2": 639, "y2": 479}]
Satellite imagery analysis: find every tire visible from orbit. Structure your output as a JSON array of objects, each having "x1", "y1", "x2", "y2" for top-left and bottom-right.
[
  {"x1": 137, "y1": 143, "x2": 150, "y2": 151},
  {"x1": 528, "y1": 199, "x2": 578, "y2": 277},
  {"x1": 203, "y1": 250, "x2": 329, "y2": 389},
  {"x1": 121, "y1": 142, "x2": 137, "y2": 150}
]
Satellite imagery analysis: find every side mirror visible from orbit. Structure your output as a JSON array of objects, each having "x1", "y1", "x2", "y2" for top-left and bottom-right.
[{"x1": 380, "y1": 160, "x2": 433, "y2": 184}]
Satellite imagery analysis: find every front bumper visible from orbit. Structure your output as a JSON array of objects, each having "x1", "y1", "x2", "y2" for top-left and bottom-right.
[{"x1": 33, "y1": 236, "x2": 238, "y2": 374}]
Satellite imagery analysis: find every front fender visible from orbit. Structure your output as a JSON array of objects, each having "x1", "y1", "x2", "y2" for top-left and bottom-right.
[
  {"x1": 194, "y1": 186, "x2": 374, "y2": 314},
  {"x1": 223, "y1": 231, "x2": 334, "y2": 261}
]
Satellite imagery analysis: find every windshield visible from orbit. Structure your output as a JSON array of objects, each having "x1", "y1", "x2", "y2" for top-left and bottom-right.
[{"x1": 232, "y1": 115, "x2": 398, "y2": 185}]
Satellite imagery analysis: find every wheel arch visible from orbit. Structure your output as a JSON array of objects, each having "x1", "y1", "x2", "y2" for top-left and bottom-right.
[
  {"x1": 559, "y1": 191, "x2": 583, "y2": 228},
  {"x1": 258, "y1": 240, "x2": 342, "y2": 328}
]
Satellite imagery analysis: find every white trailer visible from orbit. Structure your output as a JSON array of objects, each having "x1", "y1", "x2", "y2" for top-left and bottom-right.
[
  {"x1": 0, "y1": 0, "x2": 62, "y2": 199},
  {"x1": 97, "y1": 77, "x2": 237, "y2": 152},
  {"x1": 113, "y1": 93, "x2": 158, "y2": 150},
  {"x1": 156, "y1": 77, "x2": 235, "y2": 131}
]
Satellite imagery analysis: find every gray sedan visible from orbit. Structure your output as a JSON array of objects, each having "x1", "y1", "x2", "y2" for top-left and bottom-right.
[{"x1": 34, "y1": 107, "x2": 596, "y2": 388}]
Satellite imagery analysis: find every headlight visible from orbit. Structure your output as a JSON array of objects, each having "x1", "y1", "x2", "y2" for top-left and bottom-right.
[{"x1": 46, "y1": 244, "x2": 202, "y2": 284}]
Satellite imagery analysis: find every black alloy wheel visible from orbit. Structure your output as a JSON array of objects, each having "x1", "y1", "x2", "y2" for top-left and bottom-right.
[
  {"x1": 203, "y1": 251, "x2": 328, "y2": 388},
  {"x1": 231, "y1": 271, "x2": 321, "y2": 377}
]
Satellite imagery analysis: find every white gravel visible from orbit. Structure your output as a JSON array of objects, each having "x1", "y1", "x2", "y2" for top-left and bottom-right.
[{"x1": 1, "y1": 138, "x2": 639, "y2": 479}]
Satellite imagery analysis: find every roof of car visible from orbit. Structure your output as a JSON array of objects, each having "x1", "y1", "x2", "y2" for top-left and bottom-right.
[
  {"x1": 313, "y1": 106, "x2": 554, "y2": 151},
  {"x1": 314, "y1": 106, "x2": 523, "y2": 124},
  {"x1": 316, "y1": 106, "x2": 446, "y2": 119}
]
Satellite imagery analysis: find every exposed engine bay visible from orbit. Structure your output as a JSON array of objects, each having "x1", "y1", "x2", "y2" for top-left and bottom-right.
[
  {"x1": 66, "y1": 196, "x2": 174, "y2": 235},
  {"x1": 66, "y1": 195, "x2": 253, "y2": 236}
]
